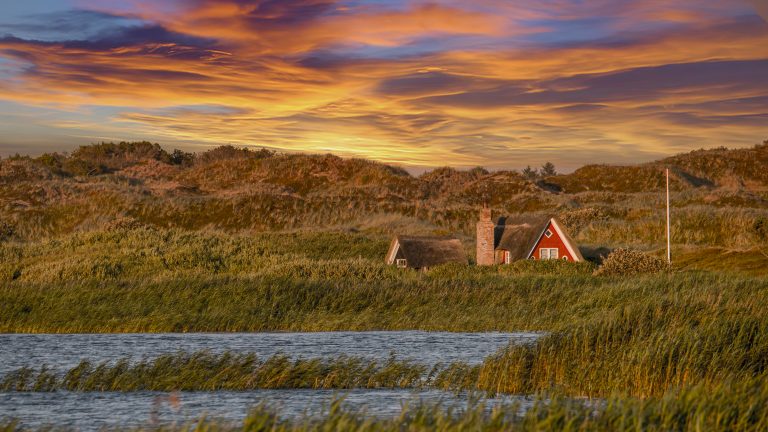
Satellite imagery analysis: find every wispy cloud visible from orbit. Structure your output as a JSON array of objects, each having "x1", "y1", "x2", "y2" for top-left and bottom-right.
[{"x1": 0, "y1": 0, "x2": 766, "y2": 170}]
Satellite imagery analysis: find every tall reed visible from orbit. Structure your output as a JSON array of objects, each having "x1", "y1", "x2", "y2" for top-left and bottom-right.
[
  {"x1": 4, "y1": 380, "x2": 768, "y2": 431},
  {"x1": 1, "y1": 352, "x2": 427, "y2": 392}
]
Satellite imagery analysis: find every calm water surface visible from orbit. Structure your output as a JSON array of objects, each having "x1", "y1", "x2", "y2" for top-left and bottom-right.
[
  {"x1": 0, "y1": 331, "x2": 541, "y2": 375},
  {"x1": 0, "y1": 331, "x2": 542, "y2": 430},
  {"x1": 0, "y1": 390, "x2": 535, "y2": 431}
]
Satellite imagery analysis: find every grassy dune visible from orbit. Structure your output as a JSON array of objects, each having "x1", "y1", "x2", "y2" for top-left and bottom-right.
[{"x1": 2, "y1": 142, "x2": 768, "y2": 251}]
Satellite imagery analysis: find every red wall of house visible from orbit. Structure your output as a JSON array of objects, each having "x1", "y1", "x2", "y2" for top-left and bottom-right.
[{"x1": 528, "y1": 222, "x2": 576, "y2": 261}]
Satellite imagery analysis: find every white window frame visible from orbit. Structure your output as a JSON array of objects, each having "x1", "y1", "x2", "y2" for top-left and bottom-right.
[
  {"x1": 396, "y1": 258, "x2": 407, "y2": 268},
  {"x1": 539, "y1": 248, "x2": 559, "y2": 260},
  {"x1": 504, "y1": 250, "x2": 511, "y2": 264},
  {"x1": 544, "y1": 229, "x2": 553, "y2": 238},
  {"x1": 562, "y1": 256, "x2": 569, "y2": 261}
]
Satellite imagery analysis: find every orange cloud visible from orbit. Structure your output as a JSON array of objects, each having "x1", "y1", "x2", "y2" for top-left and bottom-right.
[{"x1": 1, "y1": 1, "x2": 767, "y2": 170}]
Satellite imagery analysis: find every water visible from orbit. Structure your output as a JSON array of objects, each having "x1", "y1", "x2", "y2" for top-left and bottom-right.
[
  {"x1": 0, "y1": 331, "x2": 541, "y2": 375},
  {"x1": 0, "y1": 390, "x2": 536, "y2": 431},
  {"x1": 0, "y1": 331, "x2": 542, "y2": 430}
]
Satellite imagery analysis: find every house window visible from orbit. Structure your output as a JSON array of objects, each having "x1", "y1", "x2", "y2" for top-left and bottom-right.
[
  {"x1": 504, "y1": 251, "x2": 511, "y2": 264},
  {"x1": 562, "y1": 256, "x2": 568, "y2": 261},
  {"x1": 544, "y1": 229, "x2": 553, "y2": 238},
  {"x1": 540, "y1": 248, "x2": 559, "y2": 260},
  {"x1": 396, "y1": 259, "x2": 407, "y2": 268}
]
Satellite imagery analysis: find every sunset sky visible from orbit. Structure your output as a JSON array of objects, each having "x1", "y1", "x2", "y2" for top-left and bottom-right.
[{"x1": 1, "y1": 0, "x2": 767, "y2": 171}]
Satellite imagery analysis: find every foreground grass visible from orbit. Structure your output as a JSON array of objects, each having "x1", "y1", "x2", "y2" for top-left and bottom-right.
[
  {"x1": 2, "y1": 228, "x2": 768, "y2": 430},
  {"x1": 477, "y1": 298, "x2": 768, "y2": 398},
  {"x1": 3, "y1": 381, "x2": 768, "y2": 432}
]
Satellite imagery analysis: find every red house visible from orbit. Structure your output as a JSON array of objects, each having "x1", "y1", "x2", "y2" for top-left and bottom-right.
[{"x1": 476, "y1": 207, "x2": 584, "y2": 265}]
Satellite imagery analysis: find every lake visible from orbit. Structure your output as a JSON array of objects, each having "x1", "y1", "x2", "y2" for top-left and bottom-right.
[
  {"x1": 0, "y1": 331, "x2": 541, "y2": 430},
  {"x1": 0, "y1": 331, "x2": 541, "y2": 375},
  {"x1": 0, "y1": 389, "x2": 536, "y2": 431}
]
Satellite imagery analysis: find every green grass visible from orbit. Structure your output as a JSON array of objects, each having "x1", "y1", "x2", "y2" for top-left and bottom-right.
[
  {"x1": 476, "y1": 296, "x2": 768, "y2": 398},
  {"x1": 1, "y1": 352, "x2": 429, "y2": 392},
  {"x1": 668, "y1": 246, "x2": 768, "y2": 275},
  {"x1": 0, "y1": 226, "x2": 764, "y2": 333},
  {"x1": 0, "y1": 272, "x2": 597, "y2": 333},
  {"x1": 2, "y1": 229, "x2": 767, "y2": 407},
  {"x1": 0, "y1": 233, "x2": 764, "y2": 333},
  {"x1": 5, "y1": 271, "x2": 768, "y2": 400}
]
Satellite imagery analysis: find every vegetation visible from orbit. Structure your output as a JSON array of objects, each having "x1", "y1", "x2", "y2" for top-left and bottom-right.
[
  {"x1": 3, "y1": 271, "x2": 767, "y2": 399},
  {"x1": 2, "y1": 141, "x2": 767, "y2": 250},
  {"x1": 1, "y1": 352, "x2": 429, "y2": 392},
  {"x1": 477, "y1": 292, "x2": 768, "y2": 398},
  {"x1": 3, "y1": 382, "x2": 768, "y2": 431},
  {"x1": 0, "y1": 226, "x2": 765, "y2": 333},
  {"x1": 592, "y1": 248, "x2": 668, "y2": 276},
  {"x1": 2, "y1": 141, "x2": 768, "y2": 431}
]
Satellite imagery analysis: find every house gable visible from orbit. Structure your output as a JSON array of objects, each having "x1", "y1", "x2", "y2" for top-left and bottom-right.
[{"x1": 526, "y1": 219, "x2": 582, "y2": 262}]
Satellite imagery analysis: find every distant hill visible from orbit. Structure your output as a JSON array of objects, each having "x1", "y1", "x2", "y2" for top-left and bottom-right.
[
  {"x1": 1, "y1": 140, "x2": 767, "y2": 250},
  {"x1": 545, "y1": 143, "x2": 768, "y2": 193}
]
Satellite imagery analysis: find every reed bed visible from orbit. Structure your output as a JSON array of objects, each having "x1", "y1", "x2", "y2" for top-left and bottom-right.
[
  {"x1": 0, "y1": 352, "x2": 429, "y2": 392},
  {"x1": 5, "y1": 286, "x2": 768, "y2": 398},
  {"x1": 475, "y1": 273, "x2": 768, "y2": 398},
  {"x1": 2, "y1": 268, "x2": 765, "y2": 333},
  {"x1": 3, "y1": 380, "x2": 768, "y2": 431}
]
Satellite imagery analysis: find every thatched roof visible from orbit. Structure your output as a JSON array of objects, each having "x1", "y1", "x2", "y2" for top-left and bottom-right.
[
  {"x1": 495, "y1": 223, "x2": 543, "y2": 260},
  {"x1": 386, "y1": 236, "x2": 468, "y2": 268}
]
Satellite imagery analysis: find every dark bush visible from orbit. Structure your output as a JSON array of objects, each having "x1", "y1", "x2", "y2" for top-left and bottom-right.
[
  {"x1": 170, "y1": 149, "x2": 195, "y2": 166},
  {"x1": 66, "y1": 141, "x2": 172, "y2": 174},
  {"x1": 594, "y1": 248, "x2": 668, "y2": 276},
  {"x1": 753, "y1": 217, "x2": 768, "y2": 242},
  {"x1": 196, "y1": 145, "x2": 274, "y2": 164},
  {"x1": 0, "y1": 221, "x2": 14, "y2": 241}
]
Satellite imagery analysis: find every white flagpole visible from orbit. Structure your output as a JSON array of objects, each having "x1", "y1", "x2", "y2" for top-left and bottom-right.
[{"x1": 666, "y1": 168, "x2": 671, "y2": 264}]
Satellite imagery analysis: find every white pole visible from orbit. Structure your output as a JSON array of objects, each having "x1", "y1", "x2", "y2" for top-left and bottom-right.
[{"x1": 666, "y1": 168, "x2": 671, "y2": 264}]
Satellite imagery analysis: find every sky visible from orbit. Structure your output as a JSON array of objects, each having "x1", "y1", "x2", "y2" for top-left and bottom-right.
[{"x1": 0, "y1": 0, "x2": 767, "y2": 172}]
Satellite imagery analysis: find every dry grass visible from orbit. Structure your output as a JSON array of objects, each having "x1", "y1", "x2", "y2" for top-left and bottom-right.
[{"x1": 2, "y1": 142, "x2": 767, "y2": 252}]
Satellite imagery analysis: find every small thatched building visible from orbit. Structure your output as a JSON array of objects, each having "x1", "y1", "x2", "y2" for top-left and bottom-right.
[{"x1": 385, "y1": 236, "x2": 468, "y2": 270}]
